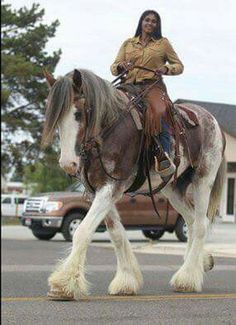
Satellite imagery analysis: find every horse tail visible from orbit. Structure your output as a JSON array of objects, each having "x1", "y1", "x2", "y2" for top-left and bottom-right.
[{"x1": 207, "y1": 156, "x2": 226, "y2": 222}]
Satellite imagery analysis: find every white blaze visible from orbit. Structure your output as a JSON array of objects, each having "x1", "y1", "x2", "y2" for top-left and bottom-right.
[{"x1": 58, "y1": 105, "x2": 80, "y2": 173}]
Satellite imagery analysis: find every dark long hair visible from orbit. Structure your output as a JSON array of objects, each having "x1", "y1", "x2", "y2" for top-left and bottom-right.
[{"x1": 134, "y1": 10, "x2": 162, "y2": 40}]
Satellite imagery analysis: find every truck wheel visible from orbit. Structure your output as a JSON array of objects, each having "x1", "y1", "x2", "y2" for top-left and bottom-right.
[
  {"x1": 175, "y1": 217, "x2": 188, "y2": 242},
  {"x1": 142, "y1": 229, "x2": 165, "y2": 240},
  {"x1": 32, "y1": 229, "x2": 57, "y2": 240},
  {"x1": 62, "y1": 212, "x2": 85, "y2": 241}
]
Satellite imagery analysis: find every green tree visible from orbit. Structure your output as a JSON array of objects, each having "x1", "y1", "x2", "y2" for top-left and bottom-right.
[
  {"x1": 1, "y1": 2, "x2": 61, "y2": 179},
  {"x1": 1, "y1": 2, "x2": 73, "y2": 192},
  {"x1": 23, "y1": 148, "x2": 74, "y2": 194}
]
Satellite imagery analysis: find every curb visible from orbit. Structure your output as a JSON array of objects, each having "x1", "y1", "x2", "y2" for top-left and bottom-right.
[
  {"x1": 90, "y1": 242, "x2": 236, "y2": 258},
  {"x1": 131, "y1": 243, "x2": 236, "y2": 258}
]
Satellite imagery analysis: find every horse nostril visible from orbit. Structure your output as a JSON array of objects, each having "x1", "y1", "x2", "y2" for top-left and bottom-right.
[{"x1": 71, "y1": 162, "x2": 77, "y2": 167}]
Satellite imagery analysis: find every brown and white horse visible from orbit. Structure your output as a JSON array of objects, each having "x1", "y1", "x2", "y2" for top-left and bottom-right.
[{"x1": 42, "y1": 69, "x2": 226, "y2": 300}]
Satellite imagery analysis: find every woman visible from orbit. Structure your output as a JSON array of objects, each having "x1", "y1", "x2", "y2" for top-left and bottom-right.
[{"x1": 111, "y1": 10, "x2": 184, "y2": 178}]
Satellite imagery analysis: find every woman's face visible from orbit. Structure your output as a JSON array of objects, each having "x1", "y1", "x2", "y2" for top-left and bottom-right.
[{"x1": 141, "y1": 13, "x2": 158, "y2": 35}]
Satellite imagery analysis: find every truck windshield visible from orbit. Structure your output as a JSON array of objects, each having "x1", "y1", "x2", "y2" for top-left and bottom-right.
[{"x1": 66, "y1": 182, "x2": 85, "y2": 193}]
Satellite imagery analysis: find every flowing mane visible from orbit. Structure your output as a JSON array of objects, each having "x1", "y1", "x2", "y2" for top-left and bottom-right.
[{"x1": 42, "y1": 69, "x2": 126, "y2": 147}]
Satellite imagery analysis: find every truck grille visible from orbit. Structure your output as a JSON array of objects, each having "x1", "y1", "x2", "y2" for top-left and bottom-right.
[{"x1": 24, "y1": 198, "x2": 46, "y2": 213}]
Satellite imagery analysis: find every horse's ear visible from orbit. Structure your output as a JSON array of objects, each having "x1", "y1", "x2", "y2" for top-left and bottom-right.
[
  {"x1": 43, "y1": 68, "x2": 56, "y2": 87},
  {"x1": 73, "y1": 69, "x2": 82, "y2": 89}
]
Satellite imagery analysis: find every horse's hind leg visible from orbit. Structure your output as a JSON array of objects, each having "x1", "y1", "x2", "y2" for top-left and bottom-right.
[
  {"x1": 162, "y1": 185, "x2": 195, "y2": 262},
  {"x1": 170, "y1": 180, "x2": 212, "y2": 292},
  {"x1": 162, "y1": 183, "x2": 214, "y2": 291},
  {"x1": 48, "y1": 183, "x2": 118, "y2": 300},
  {"x1": 105, "y1": 206, "x2": 143, "y2": 295}
]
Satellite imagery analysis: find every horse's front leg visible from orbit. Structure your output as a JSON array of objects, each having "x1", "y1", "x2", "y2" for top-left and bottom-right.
[
  {"x1": 48, "y1": 183, "x2": 117, "y2": 300},
  {"x1": 105, "y1": 206, "x2": 143, "y2": 295}
]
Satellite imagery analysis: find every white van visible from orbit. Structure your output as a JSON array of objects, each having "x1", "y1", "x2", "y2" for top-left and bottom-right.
[{"x1": 1, "y1": 194, "x2": 28, "y2": 217}]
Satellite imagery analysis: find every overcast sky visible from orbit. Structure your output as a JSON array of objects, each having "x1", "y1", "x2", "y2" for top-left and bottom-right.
[{"x1": 8, "y1": 0, "x2": 236, "y2": 104}]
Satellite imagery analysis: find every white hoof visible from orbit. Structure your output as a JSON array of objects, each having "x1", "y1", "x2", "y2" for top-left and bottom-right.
[
  {"x1": 108, "y1": 271, "x2": 143, "y2": 296},
  {"x1": 47, "y1": 289, "x2": 75, "y2": 301},
  {"x1": 48, "y1": 269, "x2": 89, "y2": 300},
  {"x1": 170, "y1": 266, "x2": 203, "y2": 292}
]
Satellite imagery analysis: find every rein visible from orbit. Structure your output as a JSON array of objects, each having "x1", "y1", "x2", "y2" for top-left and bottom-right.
[
  {"x1": 95, "y1": 133, "x2": 144, "y2": 182},
  {"x1": 77, "y1": 66, "x2": 163, "y2": 183},
  {"x1": 112, "y1": 65, "x2": 160, "y2": 86},
  {"x1": 78, "y1": 109, "x2": 144, "y2": 184}
]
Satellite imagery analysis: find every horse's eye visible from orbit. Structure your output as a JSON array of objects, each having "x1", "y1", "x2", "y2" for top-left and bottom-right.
[{"x1": 74, "y1": 111, "x2": 82, "y2": 121}]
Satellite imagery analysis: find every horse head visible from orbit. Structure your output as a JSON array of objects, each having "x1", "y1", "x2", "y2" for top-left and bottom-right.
[
  {"x1": 42, "y1": 68, "x2": 127, "y2": 178},
  {"x1": 42, "y1": 69, "x2": 85, "y2": 176}
]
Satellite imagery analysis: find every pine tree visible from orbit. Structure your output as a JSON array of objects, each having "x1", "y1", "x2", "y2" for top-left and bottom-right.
[{"x1": 1, "y1": 2, "x2": 61, "y2": 179}]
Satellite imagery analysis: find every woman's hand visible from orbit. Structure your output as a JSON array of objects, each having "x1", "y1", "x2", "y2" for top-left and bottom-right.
[
  {"x1": 155, "y1": 66, "x2": 169, "y2": 75},
  {"x1": 118, "y1": 61, "x2": 134, "y2": 72}
]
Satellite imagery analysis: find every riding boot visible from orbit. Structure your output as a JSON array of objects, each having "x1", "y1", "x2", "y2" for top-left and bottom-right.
[
  {"x1": 153, "y1": 120, "x2": 176, "y2": 178},
  {"x1": 154, "y1": 152, "x2": 176, "y2": 178}
]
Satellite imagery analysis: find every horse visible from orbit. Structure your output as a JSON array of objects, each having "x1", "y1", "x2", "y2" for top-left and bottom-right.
[{"x1": 42, "y1": 68, "x2": 226, "y2": 300}]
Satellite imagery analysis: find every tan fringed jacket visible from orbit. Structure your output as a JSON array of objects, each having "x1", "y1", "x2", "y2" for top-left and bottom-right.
[{"x1": 110, "y1": 36, "x2": 184, "y2": 83}]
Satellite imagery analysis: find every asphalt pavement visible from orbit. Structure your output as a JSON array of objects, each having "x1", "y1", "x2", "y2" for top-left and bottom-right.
[{"x1": 2, "y1": 223, "x2": 236, "y2": 324}]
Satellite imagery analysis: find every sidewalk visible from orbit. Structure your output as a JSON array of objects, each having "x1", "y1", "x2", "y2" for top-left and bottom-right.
[
  {"x1": 2, "y1": 223, "x2": 236, "y2": 258},
  {"x1": 132, "y1": 223, "x2": 236, "y2": 258}
]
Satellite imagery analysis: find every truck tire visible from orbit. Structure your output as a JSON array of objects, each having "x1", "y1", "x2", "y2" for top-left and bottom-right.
[
  {"x1": 32, "y1": 229, "x2": 57, "y2": 240},
  {"x1": 175, "y1": 217, "x2": 188, "y2": 242},
  {"x1": 142, "y1": 229, "x2": 165, "y2": 240},
  {"x1": 62, "y1": 212, "x2": 85, "y2": 241}
]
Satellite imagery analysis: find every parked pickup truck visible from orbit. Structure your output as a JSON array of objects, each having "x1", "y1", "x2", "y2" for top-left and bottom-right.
[
  {"x1": 21, "y1": 182, "x2": 187, "y2": 242},
  {"x1": 1, "y1": 194, "x2": 28, "y2": 218}
]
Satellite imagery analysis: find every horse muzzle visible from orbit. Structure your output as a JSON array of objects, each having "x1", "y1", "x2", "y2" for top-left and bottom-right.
[{"x1": 59, "y1": 161, "x2": 79, "y2": 176}]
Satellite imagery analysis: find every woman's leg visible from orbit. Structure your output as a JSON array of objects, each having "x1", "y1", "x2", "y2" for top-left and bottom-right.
[
  {"x1": 159, "y1": 119, "x2": 171, "y2": 154},
  {"x1": 145, "y1": 86, "x2": 175, "y2": 177},
  {"x1": 145, "y1": 86, "x2": 166, "y2": 136}
]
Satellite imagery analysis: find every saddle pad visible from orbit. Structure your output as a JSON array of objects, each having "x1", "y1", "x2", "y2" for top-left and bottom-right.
[{"x1": 175, "y1": 104, "x2": 199, "y2": 127}]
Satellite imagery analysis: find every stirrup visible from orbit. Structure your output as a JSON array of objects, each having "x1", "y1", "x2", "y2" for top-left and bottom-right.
[{"x1": 154, "y1": 152, "x2": 176, "y2": 178}]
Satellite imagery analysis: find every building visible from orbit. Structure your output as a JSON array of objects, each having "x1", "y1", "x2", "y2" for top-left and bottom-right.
[
  {"x1": 1, "y1": 180, "x2": 30, "y2": 195},
  {"x1": 175, "y1": 99, "x2": 236, "y2": 223}
]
